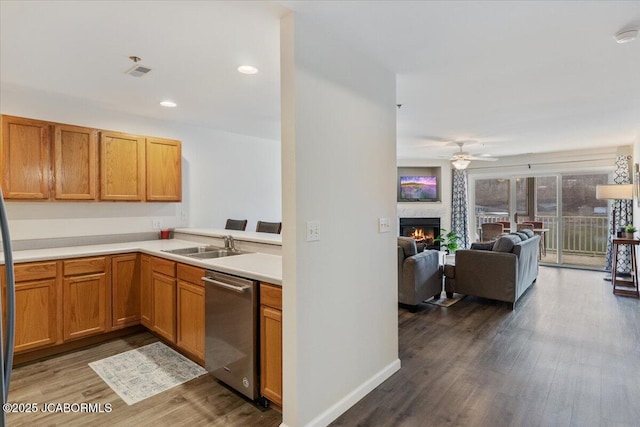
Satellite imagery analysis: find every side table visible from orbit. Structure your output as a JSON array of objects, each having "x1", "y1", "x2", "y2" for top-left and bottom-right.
[{"x1": 611, "y1": 238, "x2": 640, "y2": 298}]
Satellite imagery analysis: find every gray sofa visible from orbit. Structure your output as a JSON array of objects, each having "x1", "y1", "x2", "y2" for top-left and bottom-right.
[
  {"x1": 445, "y1": 233, "x2": 540, "y2": 309},
  {"x1": 397, "y1": 237, "x2": 442, "y2": 311}
]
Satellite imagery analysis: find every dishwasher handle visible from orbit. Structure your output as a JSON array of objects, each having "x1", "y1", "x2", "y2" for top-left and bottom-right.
[{"x1": 202, "y1": 276, "x2": 251, "y2": 293}]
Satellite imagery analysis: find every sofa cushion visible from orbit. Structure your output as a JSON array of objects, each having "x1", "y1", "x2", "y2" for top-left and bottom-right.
[
  {"x1": 492, "y1": 235, "x2": 521, "y2": 253},
  {"x1": 471, "y1": 242, "x2": 494, "y2": 251},
  {"x1": 398, "y1": 236, "x2": 418, "y2": 257}
]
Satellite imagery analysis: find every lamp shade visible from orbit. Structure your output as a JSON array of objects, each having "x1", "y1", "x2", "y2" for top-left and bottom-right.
[{"x1": 595, "y1": 184, "x2": 633, "y2": 200}]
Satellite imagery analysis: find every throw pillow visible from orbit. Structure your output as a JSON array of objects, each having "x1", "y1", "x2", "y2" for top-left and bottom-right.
[
  {"x1": 471, "y1": 242, "x2": 494, "y2": 251},
  {"x1": 520, "y1": 229, "x2": 535, "y2": 239},
  {"x1": 492, "y1": 235, "x2": 520, "y2": 253},
  {"x1": 510, "y1": 231, "x2": 529, "y2": 241}
]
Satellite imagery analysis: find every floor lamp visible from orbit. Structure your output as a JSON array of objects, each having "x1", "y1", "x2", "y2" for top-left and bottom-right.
[{"x1": 596, "y1": 183, "x2": 633, "y2": 280}]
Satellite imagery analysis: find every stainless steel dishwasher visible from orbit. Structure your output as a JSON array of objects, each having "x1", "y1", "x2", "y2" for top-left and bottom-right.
[{"x1": 203, "y1": 270, "x2": 259, "y2": 400}]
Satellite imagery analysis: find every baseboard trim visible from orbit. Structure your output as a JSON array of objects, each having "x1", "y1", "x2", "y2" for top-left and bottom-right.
[{"x1": 282, "y1": 358, "x2": 400, "y2": 427}]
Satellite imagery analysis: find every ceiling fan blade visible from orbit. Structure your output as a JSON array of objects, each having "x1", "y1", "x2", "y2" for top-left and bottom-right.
[{"x1": 467, "y1": 156, "x2": 498, "y2": 161}]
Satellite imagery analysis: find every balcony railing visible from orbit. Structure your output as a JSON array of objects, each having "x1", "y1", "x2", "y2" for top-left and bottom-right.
[{"x1": 476, "y1": 215, "x2": 608, "y2": 255}]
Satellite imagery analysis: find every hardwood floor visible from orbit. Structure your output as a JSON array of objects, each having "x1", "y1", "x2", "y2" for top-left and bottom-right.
[
  {"x1": 7, "y1": 266, "x2": 640, "y2": 426},
  {"x1": 7, "y1": 333, "x2": 281, "y2": 426},
  {"x1": 332, "y1": 266, "x2": 640, "y2": 427}
]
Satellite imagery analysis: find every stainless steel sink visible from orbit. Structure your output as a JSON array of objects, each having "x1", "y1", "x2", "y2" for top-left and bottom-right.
[
  {"x1": 189, "y1": 249, "x2": 245, "y2": 259},
  {"x1": 162, "y1": 246, "x2": 219, "y2": 255},
  {"x1": 162, "y1": 246, "x2": 248, "y2": 259}
]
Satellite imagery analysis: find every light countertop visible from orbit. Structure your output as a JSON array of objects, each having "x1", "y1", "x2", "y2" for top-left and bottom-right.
[
  {"x1": 0, "y1": 238, "x2": 282, "y2": 285},
  {"x1": 174, "y1": 228, "x2": 282, "y2": 246}
]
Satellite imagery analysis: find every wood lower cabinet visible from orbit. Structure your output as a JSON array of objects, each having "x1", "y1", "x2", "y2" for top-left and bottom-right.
[
  {"x1": 150, "y1": 257, "x2": 176, "y2": 343},
  {"x1": 13, "y1": 262, "x2": 60, "y2": 353},
  {"x1": 146, "y1": 137, "x2": 182, "y2": 202},
  {"x1": 177, "y1": 264, "x2": 205, "y2": 363},
  {"x1": 53, "y1": 123, "x2": 98, "y2": 200},
  {"x1": 111, "y1": 254, "x2": 141, "y2": 328},
  {"x1": 100, "y1": 131, "x2": 146, "y2": 201},
  {"x1": 140, "y1": 255, "x2": 152, "y2": 328},
  {"x1": 63, "y1": 257, "x2": 107, "y2": 341},
  {"x1": 260, "y1": 282, "x2": 282, "y2": 406},
  {"x1": 1, "y1": 115, "x2": 51, "y2": 200}
]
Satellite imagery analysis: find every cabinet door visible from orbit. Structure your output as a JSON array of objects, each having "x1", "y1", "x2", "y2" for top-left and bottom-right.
[
  {"x1": 152, "y1": 272, "x2": 176, "y2": 342},
  {"x1": 146, "y1": 137, "x2": 181, "y2": 202},
  {"x1": 14, "y1": 279, "x2": 58, "y2": 353},
  {"x1": 260, "y1": 305, "x2": 282, "y2": 406},
  {"x1": 112, "y1": 254, "x2": 141, "y2": 328},
  {"x1": 1, "y1": 115, "x2": 51, "y2": 199},
  {"x1": 177, "y1": 280, "x2": 204, "y2": 362},
  {"x1": 53, "y1": 123, "x2": 98, "y2": 200},
  {"x1": 63, "y1": 273, "x2": 107, "y2": 340},
  {"x1": 140, "y1": 255, "x2": 152, "y2": 327},
  {"x1": 99, "y1": 131, "x2": 145, "y2": 201}
]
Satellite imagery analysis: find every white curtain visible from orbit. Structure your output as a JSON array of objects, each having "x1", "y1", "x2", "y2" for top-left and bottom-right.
[
  {"x1": 451, "y1": 169, "x2": 470, "y2": 249},
  {"x1": 604, "y1": 155, "x2": 633, "y2": 274}
]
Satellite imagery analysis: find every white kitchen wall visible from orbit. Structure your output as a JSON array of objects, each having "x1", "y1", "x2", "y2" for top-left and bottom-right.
[
  {"x1": 281, "y1": 13, "x2": 399, "y2": 427},
  {"x1": 0, "y1": 83, "x2": 281, "y2": 241}
]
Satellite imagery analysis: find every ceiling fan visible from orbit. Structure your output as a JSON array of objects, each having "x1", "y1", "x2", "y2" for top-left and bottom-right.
[{"x1": 449, "y1": 141, "x2": 498, "y2": 170}]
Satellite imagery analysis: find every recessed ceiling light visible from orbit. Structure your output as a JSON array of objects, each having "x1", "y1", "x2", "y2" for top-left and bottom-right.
[
  {"x1": 160, "y1": 100, "x2": 177, "y2": 108},
  {"x1": 615, "y1": 29, "x2": 638, "y2": 44},
  {"x1": 237, "y1": 65, "x2": 258, "y2": 75}
]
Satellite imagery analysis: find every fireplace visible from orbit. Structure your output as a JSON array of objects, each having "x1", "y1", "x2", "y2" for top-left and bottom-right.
[{"x1": 399, "y1": 217, "x2": 441, "y2": 250}]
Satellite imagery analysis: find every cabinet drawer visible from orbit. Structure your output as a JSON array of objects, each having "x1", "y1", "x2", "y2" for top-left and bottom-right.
[
  {"x1": 63, "y1": 257, "x2": 106, "y2": 276},
  {"x1": 14, "y1": 262, "x2": 57, "y2": 282},
  {"x1": 177, "y1": 263, "x2": 204, "y2": 287},
  {"x1": 152, "y1": 257, "x2": 176, "y2": 277},
  {"x1": 260, "y1": 282, "x2": 282, "y2": 310}
]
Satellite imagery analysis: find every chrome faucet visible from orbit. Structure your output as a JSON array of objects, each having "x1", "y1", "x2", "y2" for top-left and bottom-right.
[{"x1": 224, "y1": 235, "x2": 236, "y2": 251}]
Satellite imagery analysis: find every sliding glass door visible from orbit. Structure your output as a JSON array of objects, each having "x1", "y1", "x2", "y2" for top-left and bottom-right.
[{"x1": 472, "y1": 173, "x2": 609, "y2": 269}]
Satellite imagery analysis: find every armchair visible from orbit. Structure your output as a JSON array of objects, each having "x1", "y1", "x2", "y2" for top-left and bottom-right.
[{"x1": 397, "y1": 237, "x2": 442, "y2": 311}]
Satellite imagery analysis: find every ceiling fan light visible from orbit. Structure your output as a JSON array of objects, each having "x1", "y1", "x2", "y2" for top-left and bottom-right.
[
  {"x1": 615, "y1": 29, "x2": 638, "y2": 44},
  {"x1": 452, "y1": 159, "x2": 470, "y2": 170}
]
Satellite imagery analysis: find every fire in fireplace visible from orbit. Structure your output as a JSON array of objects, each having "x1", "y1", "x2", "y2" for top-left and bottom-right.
[{"x1": 399, "y1": 217, "x2": 441, "y2": 250}]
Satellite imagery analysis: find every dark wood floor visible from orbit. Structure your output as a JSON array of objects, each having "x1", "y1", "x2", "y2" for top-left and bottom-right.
[
  {"x1": 6, "y1": 333, "x2": 282, "y2": 426},
  {"x1": 332, "y1": 266, "x2": 640, "y2": 427},
  {"x1": 7, "y1": 266, "x2": 640, "y2": 426}
]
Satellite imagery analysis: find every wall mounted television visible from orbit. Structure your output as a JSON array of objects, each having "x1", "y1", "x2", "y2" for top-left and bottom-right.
[{"x1": 399, "y1": 176, "x2": 438, "y2": 201}]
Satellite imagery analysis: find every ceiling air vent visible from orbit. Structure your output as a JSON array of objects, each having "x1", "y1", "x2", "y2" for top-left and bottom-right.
[{"x1": 125, "y1": 64, "x2": 152, "y2": 77}]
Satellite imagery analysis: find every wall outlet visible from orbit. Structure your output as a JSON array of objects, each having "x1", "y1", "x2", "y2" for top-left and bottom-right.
[
  {"x1": 378, "y1": 218, "x2": 391, "y2": 233},
  {"x1": 152, "y1": 219, "x2": 163, "y2": 229},
  {"x1": 180, "y1": 210, "x2": 188, "y2": 221},
  {"x1": 306, "y1": 221, "x2": 320, "y2": 242}
]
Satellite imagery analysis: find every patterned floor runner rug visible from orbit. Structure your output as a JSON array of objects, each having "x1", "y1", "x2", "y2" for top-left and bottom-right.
[{"x1": 89, "y1": 341, "x2": 207, "y2": 405}]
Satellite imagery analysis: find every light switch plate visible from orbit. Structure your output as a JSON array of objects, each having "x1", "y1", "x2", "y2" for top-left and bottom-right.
[
  {"x1": 306, "y1": 221, "x2": 320, "y2": 242},
  {"x1": 378, "y1": 218, "x2": 391, "y2": 233}
]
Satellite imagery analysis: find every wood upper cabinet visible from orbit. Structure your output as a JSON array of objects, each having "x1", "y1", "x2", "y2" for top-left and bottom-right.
[
  {"x1": 111, "y1": 254, "x2": 141, "y2": 329},
  {"x1": 177, "y1": 264, "x2": 205, "y2": 363},
  {"x1": 146, "y1": 137, "x2": 182, "y2": 202},
  {"x1": 1, "y1": 115, "x2": 51, "y2": 200},
  {"x1": 12, "y1": 261, "x2": 60, "y2": 353},
  {"x1": 100, "y1": 131, "x2": 145, "y2": 201},
  {"x1": 260, "y1": 282, "x2": 282, "y2": 406},
  {"x1": 53, "y1": 123, "x2": 98, "y2": 200},
  {"x1": 63, "y1": 257, "x2": 107, "y2": 341}
]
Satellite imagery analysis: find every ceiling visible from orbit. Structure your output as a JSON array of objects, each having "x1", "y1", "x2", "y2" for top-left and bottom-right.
[{"x1": 2, "y1": 1, "x2": 639, "y2": 160}]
